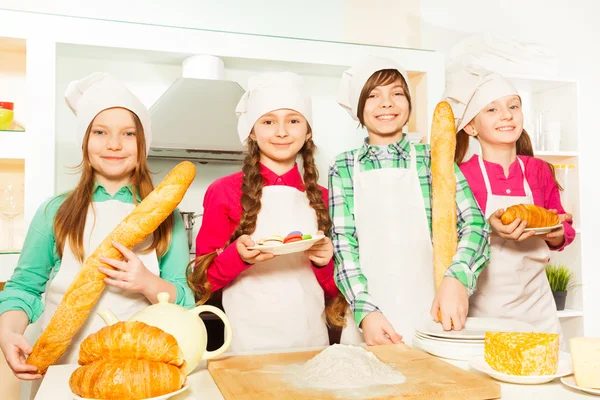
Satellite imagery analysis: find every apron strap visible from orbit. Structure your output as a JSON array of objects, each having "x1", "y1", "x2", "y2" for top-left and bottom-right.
[
  {"x1": 477, "y1": 155, "x2": 494, "y2": 194},
  {"x1": 353, "y1": 150, "x2": 360, "y2": 219},
  {"x1": 516, "y1": 157, "x2": 534, "y2": 198},
  {"x1": 409, "y1": 144, "x2": 417, "y2": 171}
]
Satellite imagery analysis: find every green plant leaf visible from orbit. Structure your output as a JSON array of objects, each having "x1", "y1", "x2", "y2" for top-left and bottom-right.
[{"x1": 545, "y1": 263, "x2": 574, "y2": 292}]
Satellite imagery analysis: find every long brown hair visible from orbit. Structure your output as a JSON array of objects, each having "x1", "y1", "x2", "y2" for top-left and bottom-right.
[
  {"x1": 54, "y1": 109, "x2": 174, "y2": 262},
  {"x1": 357, "y1": 69, "x2": 412, "y2": 127},
  {"x1": 455, "y1": 128, "x2": 563, "y2": 190},
  {"x1": 187, "y1": 128, "x2": 346, "y2": 328}
]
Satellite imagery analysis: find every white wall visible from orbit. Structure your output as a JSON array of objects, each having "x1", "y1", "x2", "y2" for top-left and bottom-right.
[{"x1": 0, "y1": 0, "x2": 345, "y2": 42}]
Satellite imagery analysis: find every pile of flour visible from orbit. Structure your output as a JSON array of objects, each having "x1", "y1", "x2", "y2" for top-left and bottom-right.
[{"x1": 286, "y1": 344, "x2": 406, "y2": 398}]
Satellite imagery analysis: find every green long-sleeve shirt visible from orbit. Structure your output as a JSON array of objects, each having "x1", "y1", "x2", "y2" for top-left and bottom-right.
[{"x1": 0, "y1": 184, "x2": 195, "y2": 323}]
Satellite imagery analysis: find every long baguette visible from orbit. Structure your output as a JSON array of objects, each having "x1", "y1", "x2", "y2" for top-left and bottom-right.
[
  {"x1": 430, "y1": 101, "x2": 458, "y2": 290},
  {"x1": 26, "y1": 161, "x2": 196, "y2": 374}
]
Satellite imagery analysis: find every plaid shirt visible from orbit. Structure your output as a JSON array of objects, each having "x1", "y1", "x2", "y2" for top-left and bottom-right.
[{"x1": 328, "y1": 135, "x2": 490, "y2": 326}]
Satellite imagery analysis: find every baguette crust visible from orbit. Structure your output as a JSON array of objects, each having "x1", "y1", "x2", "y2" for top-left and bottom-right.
[
  {"x1": 27, "y1": 162, "x2": 196, "y2": 374},
  {"x1": 430, "y1": 101, "x2": 458, "y2": 290}
]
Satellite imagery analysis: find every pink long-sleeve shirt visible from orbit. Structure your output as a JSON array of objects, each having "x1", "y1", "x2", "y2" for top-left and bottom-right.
[
  {"x1": 195, "y1": 163, "x2": 339, "y2": 299},
  {"x1": 459, "y1": 155, "x2": 575, "y2": 251}
]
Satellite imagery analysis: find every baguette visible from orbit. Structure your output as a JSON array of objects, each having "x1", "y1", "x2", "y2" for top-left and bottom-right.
[
  {"x1": 27, "y1": 161, "x2": 196, "y2": 374},
  {"x1": 430, "y1": 101, "x2": 458, "y2": 290},
  {"x1": 500, "y1": 204, "x2": 559, "y2": 228}
]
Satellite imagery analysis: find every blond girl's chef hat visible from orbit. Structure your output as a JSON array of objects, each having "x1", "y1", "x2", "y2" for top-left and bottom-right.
[
  {"x1": 337, "y1": 56, "x2": 411, "y2": 121},
  {"x1": 235, "y1": 72, "x2": 312, "y2": 145},
  {"x1": 443, "y1": 67, "x2": 519, "y2": 133},
  {"x1": 64, "y1": 72, "x2": 152, "y2": 154}
]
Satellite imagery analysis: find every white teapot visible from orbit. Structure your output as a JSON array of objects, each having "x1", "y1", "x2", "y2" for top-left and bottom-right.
[{"x1": 98, "y1": 292, "x2": 232, "y2": 374}]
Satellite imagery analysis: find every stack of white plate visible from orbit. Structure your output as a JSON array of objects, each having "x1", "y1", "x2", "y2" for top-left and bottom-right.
[{"x1": 412, "y1": 317, "x2": 535, "y2": 361}]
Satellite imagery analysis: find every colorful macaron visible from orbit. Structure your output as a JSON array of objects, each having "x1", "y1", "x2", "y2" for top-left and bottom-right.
[{"x1": 283, "y1": 231, "x2": 303, "y2": 244}]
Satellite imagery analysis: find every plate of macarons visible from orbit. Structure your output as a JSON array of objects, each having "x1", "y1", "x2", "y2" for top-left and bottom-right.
[{"x1": 247, "y1": 231, "x2": 325, "y2": 255}]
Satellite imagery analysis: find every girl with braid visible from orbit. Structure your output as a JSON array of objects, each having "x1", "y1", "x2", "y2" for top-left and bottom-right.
[{"x1": 188, "y1": 72, "x2": 345, "y2": 353}]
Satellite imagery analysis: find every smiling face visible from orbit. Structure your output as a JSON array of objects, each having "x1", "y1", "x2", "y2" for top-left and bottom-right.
[
  {"x1": 250, "y1": 108, "x2": 310, "y2": 168},
  {"x1": 466, "y1": 95, "x2": 524, "y2": 147},
  {"x1": 86, "y1": 107, "x2": 141, "y2": 185},
  {"x1": 358, "y1": 69, "x2": 412, "y2": 145}
]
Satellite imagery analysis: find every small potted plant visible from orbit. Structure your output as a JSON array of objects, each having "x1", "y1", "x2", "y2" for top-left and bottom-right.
[{"x1": 545, "y1": 263, "x2": 574, "y2": 310}]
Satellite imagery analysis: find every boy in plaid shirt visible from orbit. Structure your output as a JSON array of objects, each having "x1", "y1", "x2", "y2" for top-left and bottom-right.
[{"x1": 330, "y1": 56, "x2": 490, "y2": 346}]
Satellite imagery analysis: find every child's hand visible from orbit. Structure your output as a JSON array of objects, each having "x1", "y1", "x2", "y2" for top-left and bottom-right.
[
  {"x1": 361, "y1": 312, "x2": 404, "y2": 346},
  {"x1": 236, "y1": 235, "x2": 276, "y2": 264},
  {"x1": 99, "y1": 241, "x2": 154, "y2": 293},
  {"x1": 0, "y1": 330, "x2": 42, "y2": 380},
  {"x1": 305, "y1": 231, "x2": 333, "y2": 266},
  {"x1": 488, "y1": 209, "x2": 536, "y2": 241},
  {"x1": 430, "y1": 276, "x2": 468, "y2": 331},
  {"x1": 543, "y1": 210, "x2": 573, "y2": 247}
]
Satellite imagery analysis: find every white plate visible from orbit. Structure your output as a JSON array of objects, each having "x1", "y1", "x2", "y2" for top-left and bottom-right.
[
  {"x1": 247, "y1": 234, "x2": 325, "y2": 255},
  {"x1": 561, "y1": 375, "x2": 600, "y2": 395},
  {"x1": 416, "y1": 317, "x2": 535, "y2": 340},
  {"x1": 73, "y1": 383, "x2": 189, "y2": 400},
  {"x1": 523, "y1": 223, "x2": 562, "y2": 235},
  {"x1": 413, "y1": 335, "x2": 484, "y2": 361},
  {"x1": 469, "y1": 352, "x2": 572, "y2": 384},
  {"x1": 414, "y1": 331, "x2": 484, "y2": 344}
]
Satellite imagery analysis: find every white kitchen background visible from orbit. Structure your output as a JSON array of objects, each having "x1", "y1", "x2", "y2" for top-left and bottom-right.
[
  {"x1": 1, "y1": 0, "x2": 599, "y2": 331},
  {"x1": 1, "y1": 2, "x2": 599, "y2": 399}
]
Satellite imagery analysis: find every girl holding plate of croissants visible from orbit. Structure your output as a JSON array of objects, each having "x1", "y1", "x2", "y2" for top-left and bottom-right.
[
  {"x1": 0, "y1": 73, "x2": 195, "y2": 386},
  {"x1": 444, "y1": 67, "x2": 575, "y2": 336}
]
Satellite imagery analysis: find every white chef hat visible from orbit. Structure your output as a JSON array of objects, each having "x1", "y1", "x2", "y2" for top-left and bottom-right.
[
  {"x1": 235, "y1": 72, "x2": 313, "y2": 145},
  {"x1": 443, "y1": 67, "x2": 519, "y2": 133},
  {"x1": 65, "y1": 72, "x2": 152, "y2": 155},
  {"x1": 337, "y1": 56, "x2": 412, "y2": 121}
]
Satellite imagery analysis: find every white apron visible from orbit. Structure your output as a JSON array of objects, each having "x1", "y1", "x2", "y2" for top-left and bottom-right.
[
  {"x1": 42, "y1": 200, "x2": 160, "y2": 364},
  {"x1": 222, "y1": 186, "x2": 329, "y2": 353},
  {"x1": 340, "y1": 145, "x2": 436, "y2": 346},
  {"x1": 469, "y1": 156, "x2": 561, "y2": 336}
]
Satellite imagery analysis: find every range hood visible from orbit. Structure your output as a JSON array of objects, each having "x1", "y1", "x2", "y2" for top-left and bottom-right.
[{"x1": 149, "y1": 55, "x2": 247, "y2": 163}]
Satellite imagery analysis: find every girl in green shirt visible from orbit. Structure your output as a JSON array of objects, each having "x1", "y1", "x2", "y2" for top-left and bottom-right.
[{"x1": 0, "y1": 73, "x2": 194, "y2": 381}]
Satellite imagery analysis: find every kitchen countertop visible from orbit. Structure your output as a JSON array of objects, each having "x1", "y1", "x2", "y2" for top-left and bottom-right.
[{"x1": 35, "y1": 355, "x2": 596, "y2": 399}]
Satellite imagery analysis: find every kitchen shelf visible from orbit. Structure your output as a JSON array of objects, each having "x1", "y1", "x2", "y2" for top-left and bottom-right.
[
  {"x1": 0, "y1": 120, "x2": 25, "y2": 132},
  {"x1": 535, "y1": 151, "x2": 578, "y2": 157},
  {"x1": 0, "y1": 250, "x2": 20, "y2": 255},
  {"x1": 557, "y1": 309, "x2": 584, "y2": 318}
]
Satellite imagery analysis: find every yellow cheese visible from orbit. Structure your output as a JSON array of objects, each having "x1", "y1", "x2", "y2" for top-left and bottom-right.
[
  {"x1": 570, "y1": 337, "x2": 600, "y2": 389},
  {"x1": 484, "y1": 332, "x2": 559, "y2": 376}
]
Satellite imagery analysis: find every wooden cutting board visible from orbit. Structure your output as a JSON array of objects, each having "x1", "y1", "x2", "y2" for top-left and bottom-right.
[{"x1": 208, "y1": 344, "x2": 500, "y2": 399}]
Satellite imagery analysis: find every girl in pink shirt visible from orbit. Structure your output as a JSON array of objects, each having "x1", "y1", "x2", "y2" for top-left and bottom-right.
[
  {"x1": 444, "y1": 67, "x2": 574, "y2": 336},
  {"x1": 187, "y1": 72, "x2": 345, "y2": 353}
]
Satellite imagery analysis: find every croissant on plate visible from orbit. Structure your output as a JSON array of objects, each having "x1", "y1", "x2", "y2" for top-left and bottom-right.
[
  {"x1": 78, "y1": 321, "x2": 184, "y2": 367},
  {"x1": 69, "y1": 359, "x2": 186, "y2": 400},
  {"x1": 500, "y1": 204, "x2": 560, "y2": 228}
]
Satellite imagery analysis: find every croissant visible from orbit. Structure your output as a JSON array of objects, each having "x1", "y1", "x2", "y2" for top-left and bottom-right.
[
  {"x1": 78, "y1": 321, "x2": 184, "y2": 367},
  {"x1": 69, "y1": 359, "x2": 186, "y2": 399},
  {"x1": 500, "y1": 204, "x2": 559, "y2": 228},
  {"x1": 27, "y1": 162, "x2": 196, "y2": 374}
]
